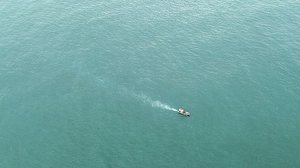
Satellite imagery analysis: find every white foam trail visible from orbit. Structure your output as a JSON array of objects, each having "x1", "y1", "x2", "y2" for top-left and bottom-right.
[
  {"x1": 151, "y1": 100, "x2": 178, "y2": 111},
  {"x1": 138, "y1": 93, "x2": 177, "y2": 112},
  {"x1": 119, "y1": 87, "x2": 178, "y2": 112}
]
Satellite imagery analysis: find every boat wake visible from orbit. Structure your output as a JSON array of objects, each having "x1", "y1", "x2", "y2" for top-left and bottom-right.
[
  {"x1": 120, "y1": 87, "x2": 177, "y2": 112},
  {"x1": 138, "y1": 94, "x2": 177, "y2": 112},
  {"x1": 150, "y1": 100, "x2": 178, "y2": 112}
]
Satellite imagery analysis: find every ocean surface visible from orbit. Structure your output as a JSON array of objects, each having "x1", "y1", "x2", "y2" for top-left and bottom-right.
[{"x1": 1, "y1": 1, "x2": 300, "y2": 167}]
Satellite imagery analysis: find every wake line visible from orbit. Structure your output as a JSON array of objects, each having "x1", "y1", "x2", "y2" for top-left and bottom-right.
[
  {"x1": 120, "y1": 87, "x2": 178, "y2": 112},
  {"x1": 138, "y1": 94, "x2": 177, "y2": 112},
  {"x1": 150, "y1": 100, "x2": 178, "y2": 112}
]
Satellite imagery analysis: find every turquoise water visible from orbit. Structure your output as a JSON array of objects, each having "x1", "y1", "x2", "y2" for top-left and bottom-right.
[{"x1": 1, "y1": 0, "x2": 300, "y2": 167}]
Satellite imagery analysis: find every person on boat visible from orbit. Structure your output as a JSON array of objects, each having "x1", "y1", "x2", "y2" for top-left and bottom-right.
[{"x1": 179, "y1": 107, "x2": 185, "y2": 113}]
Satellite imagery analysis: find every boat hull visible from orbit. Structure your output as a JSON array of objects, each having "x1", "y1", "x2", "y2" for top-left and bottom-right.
[{"x1": 178, "y1": 111, "x2": 190, "y2": 116}]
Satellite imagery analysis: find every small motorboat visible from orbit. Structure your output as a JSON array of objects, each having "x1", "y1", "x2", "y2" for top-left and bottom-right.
[{"x1": 178, "y1": 107, "x2": 190, "y2": 116}]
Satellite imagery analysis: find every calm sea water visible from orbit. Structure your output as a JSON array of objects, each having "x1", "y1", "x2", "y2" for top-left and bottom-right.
[{"x1": 1, "y1": 1, "x2": 300, "y2": 167}]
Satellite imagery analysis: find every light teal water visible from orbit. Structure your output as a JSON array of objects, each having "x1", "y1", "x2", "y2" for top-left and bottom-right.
[{"x1": 1, "y1": 1, "x2": 300, "y2": 167}]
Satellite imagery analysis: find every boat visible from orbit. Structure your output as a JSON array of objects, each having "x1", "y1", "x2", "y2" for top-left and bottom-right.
[{"x1": 178, "y1": 107, "x2": 190, "y2": 116}]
